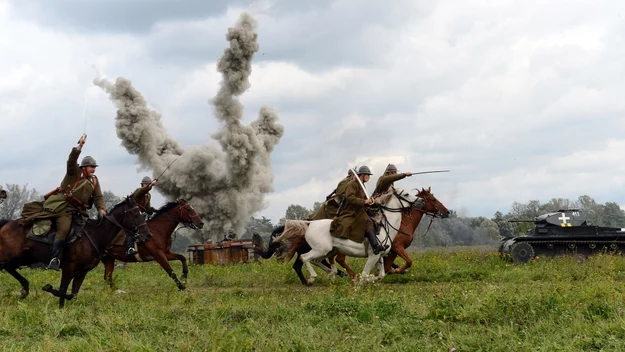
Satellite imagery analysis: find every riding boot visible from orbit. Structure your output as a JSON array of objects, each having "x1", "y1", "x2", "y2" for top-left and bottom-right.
[
  {"x1": 47, "y1": 239, "x2": 66, "y2": 271},
  {"x1": 124, "y1": 235, "x2": 138, "y2": 256},
  {"x1": 365, "y1": 228, "x2": 388, "y2": 255}
]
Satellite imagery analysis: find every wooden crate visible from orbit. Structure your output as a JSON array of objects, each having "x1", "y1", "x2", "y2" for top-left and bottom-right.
[{"x1": 188, "y1": 239, "x2": 254, "y2": 265}]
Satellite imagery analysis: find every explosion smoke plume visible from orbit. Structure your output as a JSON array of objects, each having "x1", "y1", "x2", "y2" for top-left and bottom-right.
[{"x1": 94, "y1": 13, "x2": 284, "y2": 239}]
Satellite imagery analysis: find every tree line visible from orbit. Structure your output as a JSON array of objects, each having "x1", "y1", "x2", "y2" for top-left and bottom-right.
[{"x1": 3, "y1": 183, "x2": 625, "y2": 250}]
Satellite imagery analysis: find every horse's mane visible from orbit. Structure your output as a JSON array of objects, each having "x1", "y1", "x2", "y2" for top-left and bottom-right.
[
  {"x1": 153, "y1": 201, "x2": 180, "y2": 216},
  {"x1": 373, "y1": 190, "x2": 395, "y2": 206}
]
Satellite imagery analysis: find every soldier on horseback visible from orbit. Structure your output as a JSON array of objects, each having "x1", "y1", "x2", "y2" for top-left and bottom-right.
[
  {"x1": 330, "y1": 165, "x2": 389, "y2": 255},
  {"x1": 124, "y1": 176, "x2": 158, "y2": 256},
  {"x1": 309, "y1": 170, "x2": 354, "y2": 220},
  {"x1": 372, "y1": 164, "x2": 412, "y2": 197},
  {"x1": 42, "y1": 134, "x2": 107, "y2": 270}
]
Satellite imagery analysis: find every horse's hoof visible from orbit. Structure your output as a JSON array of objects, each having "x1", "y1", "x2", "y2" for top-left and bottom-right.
[
  {"x1": 306, "y1": 278, "x2": 315, "y2": 286},
  {"x1": 178, "y1": 285, "x2": 187, "y2": 291},
  {"x1": 19, "y1": 289, "x2": 29, "y2": 299},
  {"x1": 42, "y1": 284, "x2": 54, "y2": 293}
]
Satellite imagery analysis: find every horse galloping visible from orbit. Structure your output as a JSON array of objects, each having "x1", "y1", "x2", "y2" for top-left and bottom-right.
[
  {"x1": 0, "y1": 196, "x2": 151, "y2": 307},
  {"x1": 102, "y1": 199, "x2": 204, "y2": 290},
  {"x1": 276, "y1": 188, "x2": 436, "y2": 284},
  {"x1": 330, "y1": 187, "x2": 450, "y2": 279}
]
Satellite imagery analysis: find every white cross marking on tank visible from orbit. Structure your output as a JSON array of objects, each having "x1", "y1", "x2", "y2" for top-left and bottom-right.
[{"x1": 558, "y1": 213, "x2": 570, "y2": 224}]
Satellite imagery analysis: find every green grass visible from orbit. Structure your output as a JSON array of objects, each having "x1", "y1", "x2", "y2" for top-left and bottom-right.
[{"x1": 2, "y1": 249, "x2": 625, "y2": 351}]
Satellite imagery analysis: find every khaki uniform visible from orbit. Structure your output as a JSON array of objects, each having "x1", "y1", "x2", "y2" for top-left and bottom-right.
[
  {"x1": 372, "y1": 173, "x2": 407, "y2": 197},
  {"x1": 329, "y1": 178, "x2": 373, "y2": 243},
  {"x1": 131, "y1": 186, "x2": 154, "y2": 213},
  {"x1": 309, "y1": 176, "x2": 352, "y2": 220},
  {"x1": 41, "y1": 147, "x2": 106, "y2": 240}
]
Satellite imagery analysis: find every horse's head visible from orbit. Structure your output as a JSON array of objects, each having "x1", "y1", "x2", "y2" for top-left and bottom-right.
[
  {"x1": 108, "y1": 196, "x2": 151, "y2": 239},
  {"x1": 160, "y1": 199, "x2": 204, "y2": 230},
  {"x1": 417, "y1": 187, "x2": 450, "y2": 218}
]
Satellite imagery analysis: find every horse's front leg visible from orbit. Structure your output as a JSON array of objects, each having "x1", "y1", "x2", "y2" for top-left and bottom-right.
[
  {"x1": 71, "y1": 271, "x2": 88, "y2": 296},
  {"x1": 153, "y1": 251, "x2": 185, "y2": 290},
  {"x1": 360, "y1": 254, "x2": 383, "y2": 282},
  {"x1": 335, "y1": 252, "x2": 357, "y2": 281},
  {"x1": 165, "y1": 251, "x2": 188, "y2": 282},
  {"x1": 393, "y1": 246, "x2": 413, "y2": 274},
  {"x1": 102, "y1": 257, "x2": 116, "y2": 289},
  {"x1": 4, "y1": 261, "x2": 29, "y2": 299},
  {"x1": 57, "y1": 267, "x2": 75, "y2": 308}
]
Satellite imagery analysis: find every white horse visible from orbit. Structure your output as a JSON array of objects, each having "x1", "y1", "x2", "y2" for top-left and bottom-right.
[{"x1": 275, "y1": 188, "x2": 422, "y2": 285}]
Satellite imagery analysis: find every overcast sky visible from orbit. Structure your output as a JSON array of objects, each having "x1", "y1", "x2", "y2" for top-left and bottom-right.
[{"x1": 1, "y1": 0, "x2": 625, "y2": 224}]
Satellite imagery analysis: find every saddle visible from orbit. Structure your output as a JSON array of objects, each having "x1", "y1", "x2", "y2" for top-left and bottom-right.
[{"x1": 26, "y1": 214, "x2": 86, "y2": 245}]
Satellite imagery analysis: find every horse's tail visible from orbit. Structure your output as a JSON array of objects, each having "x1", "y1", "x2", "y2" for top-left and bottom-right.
[{"x1": 274, "y1": 220, "x2": 309, "y2": 263}]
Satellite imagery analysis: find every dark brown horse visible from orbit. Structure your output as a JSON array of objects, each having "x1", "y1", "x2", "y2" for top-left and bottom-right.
[
  {"x1": 329, "y1": 187, "x2": 450, "y2": 280},
  {"x1": 102, "y1": 199, "x2": 204, "y2": 290},
  {"x1": 0, "y1": 196, "x2": 150, "y2": 307}
]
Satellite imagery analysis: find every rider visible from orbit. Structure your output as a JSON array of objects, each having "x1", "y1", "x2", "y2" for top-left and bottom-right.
[
  {"x1": 330, "y1": 165, "x2": 389, "y2": 255},
  {"x1": 0, "y1": 189, "x2": 6, "y2": 204},
  {"x1": 42, "y1": 134, "x2": 107, "y2": 270},
  {"x1": 124, "y1": 176, "x2": 158, "y2": 256},
  {"x1": 309, "y1": 170, "x2": 354, "y2": 220},
  {"x1": 372, "y1": 164, "x2": 412, "y2": 197}
]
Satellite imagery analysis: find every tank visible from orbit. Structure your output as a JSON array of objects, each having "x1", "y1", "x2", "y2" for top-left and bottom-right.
[{"x1": 499, "y1": 209, "x2": 625, "y2": 263}]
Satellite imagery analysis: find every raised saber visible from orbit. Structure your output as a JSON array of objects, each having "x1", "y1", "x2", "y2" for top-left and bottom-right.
[
  {"x1": 155, "y1": 156, "x2": 180, "y2": 181},
  {"x1": 347, "y1": 165, "x2": 370, "y2": 199},
  {"x1": 407, "y1": 170, "x2": 450, "y2": 175}
]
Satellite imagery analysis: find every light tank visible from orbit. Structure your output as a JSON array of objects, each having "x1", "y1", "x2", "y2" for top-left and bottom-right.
[{"x1": 499, "y1": 209, "x2": 625, "y2": 263}]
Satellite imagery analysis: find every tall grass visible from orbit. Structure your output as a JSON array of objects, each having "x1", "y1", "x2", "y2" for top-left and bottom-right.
[{"x1": 1, "y1": 249, "x2": 625, "y2": 351}]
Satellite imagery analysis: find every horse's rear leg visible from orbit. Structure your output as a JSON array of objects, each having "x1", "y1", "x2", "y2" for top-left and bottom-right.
[
  {"x1": 153, "y1": 251, "x2": 185, "y2": 290},
  {"x1": 335, "y1": 253, "x2": 357, "y2": 281},
  {"x1": 71, "y1": 271, "x2": 88, "y2": 296},
  {"x1": 165, "y1": 251, "x2": 188, "y2": 282},
  {"x1": 300, "y1": 250, "x2": 328, "y2": 286},
  {"x1": 103, "y1": 257, "x2": 116, "y2": 289},
  {"x1": 292, "y1": 256, "x2": 308, "y2": 285},
  {"x1": 4, "y1": 262, "x2": 29, "y2": 299}
]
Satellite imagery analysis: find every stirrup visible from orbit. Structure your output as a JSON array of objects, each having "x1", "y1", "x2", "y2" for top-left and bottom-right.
[
  {"x1": 126, "y1": 247, "x2": 138, "y2": 256},
  {"x1": 48, "y1": 258, "x2": 60, "y2": 271},
  {"x1": 373, "y1": 244, "x2": 389, "y2": 255}
]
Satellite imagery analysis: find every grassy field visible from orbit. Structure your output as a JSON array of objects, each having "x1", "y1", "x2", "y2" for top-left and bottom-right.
[{"x1": 2, "y1": 247, "x2": 625, "y2": 351}]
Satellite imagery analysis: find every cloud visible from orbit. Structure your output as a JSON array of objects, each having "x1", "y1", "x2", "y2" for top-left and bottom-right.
[{"x1": 2, "y1": 0, "x2": 625, "y2": 229}]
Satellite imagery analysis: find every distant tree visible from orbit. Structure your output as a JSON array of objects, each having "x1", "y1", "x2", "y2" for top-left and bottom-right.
[
  {"x1": 279, "y1": 204, "x2": 312, "y2": 224},
  {"x1": 311, "y1": 202, "x2": 323, "y2": 213},
  {"x1": 241, "y1": 216, "x2": 275, "y2": 239},
  {"x1": 0, "y1": 183, "x2": 41, "y2": 220},
  {"x1": 601, "y1": 202, "x2": 625, "y2": 227}
]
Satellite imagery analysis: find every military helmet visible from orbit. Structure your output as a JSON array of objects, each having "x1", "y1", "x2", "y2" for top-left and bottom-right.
[
  {"x1": 141, "y1": 176, "x2": 152, "y2": 184},
  {"x1": 80, "y1": 156, "x2": 98, "y2": 167},
  {"x1": 357, "y1": 165, "x2": 372, "y2": 175},
  {"x1": 385, "y1": 164, "x2": 398, "y2": 173}
]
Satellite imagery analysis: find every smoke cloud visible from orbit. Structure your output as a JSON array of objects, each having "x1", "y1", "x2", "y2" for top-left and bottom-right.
[{"x1": 94, "y1": 13, "x2": 284, "y2": 240}]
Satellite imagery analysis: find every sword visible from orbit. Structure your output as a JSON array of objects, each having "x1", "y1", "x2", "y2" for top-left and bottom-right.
[
  {"x1": 347, "y1": 165, "x2": 370, "y2": 199},
  {"x1": 155, "y1": 156, "x2": 180, "y2": 181},
  {"x1": 407, "y1": 170, "x2": 450, "y2": 175}
]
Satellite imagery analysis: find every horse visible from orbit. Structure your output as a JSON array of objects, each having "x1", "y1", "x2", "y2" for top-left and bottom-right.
[
  {"x1": 0, "y1": 196, "x2": 150, "y2": 307},
  {"x1": 253, "y1": 226, "x2": 346, "y2": 285},
  {"x1": 102, "y1": 199, "x2": 204, "y2": 290},
  {"x1": 329, "y1": 187, "x2": 450, "y2": 280},
  {"x1": 276, "y1": 188, "x2": 448, "y2": 284}
]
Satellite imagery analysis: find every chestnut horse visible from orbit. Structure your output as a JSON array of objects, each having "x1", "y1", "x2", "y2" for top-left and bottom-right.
[
  {"x1": 330, "y1": 187, "x2": 450, "y2": 280},
  {"x1": 0, "y1": 196, "x2": 150, "y2": 307},
  {"x1": 102, "y1": 199, "x2": 204, "y2": 290},
  {"x1": 275, "y1": 188, "x2": 433, "y2": 284}
]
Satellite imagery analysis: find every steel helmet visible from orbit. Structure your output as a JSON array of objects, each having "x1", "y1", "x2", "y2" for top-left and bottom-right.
[
  {"x1": 357, "y1": 165, "x2": 372, "y2": 175},
  {"x1": 80, "y1": 156, "x2": 98, "y2": 167}
]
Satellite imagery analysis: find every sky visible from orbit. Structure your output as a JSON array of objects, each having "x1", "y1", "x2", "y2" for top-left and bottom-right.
[{"x1": 1, "y1": 0, "x2": 625, "y2": 225}]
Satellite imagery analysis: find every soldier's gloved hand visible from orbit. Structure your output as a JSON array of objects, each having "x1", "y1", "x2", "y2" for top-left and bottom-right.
[
  {"x1": 364, "y1": 198, "x2": 374, "y2": 206},
  {"x1": 404, "y1": 172, "x2": 412, "y2": 177},
  {"x1": 99, "y1": 209, "x2": 107, "y2": 216},
  {"x1": 150, "y1": 180, "x2": 158, "y2": 187}
]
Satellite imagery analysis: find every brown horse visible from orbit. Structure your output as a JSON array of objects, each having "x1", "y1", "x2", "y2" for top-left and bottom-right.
[
  {"x1": 102, "y1": 199, "x2": 204, "y2": 290},
  {"x1": 0, "y1": 196, "x2": 150, "y2": 307},
  {"x1": 330, "y1": 187, "x2": 450, "y2": 280}
]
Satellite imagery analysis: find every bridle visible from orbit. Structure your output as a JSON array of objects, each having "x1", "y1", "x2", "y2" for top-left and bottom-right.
[
  {"x1": 154, "y1": 200, "x2": 203, "y2": 230},
  {"x1": 84, "y1": 201, "x2": 148, "y2": 258}
]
